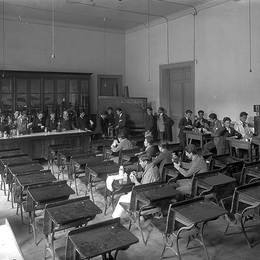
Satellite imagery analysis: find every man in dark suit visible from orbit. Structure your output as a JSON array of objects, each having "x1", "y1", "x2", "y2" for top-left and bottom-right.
[
  {"x1": 32, "y1": 111, "x2": 45, "y2": 133},
  {"x1": 60, "y1": 110, "x2": 75, "y2": 131},
  {"x1": 45, "y1": 111, "x2": 57, "y2": 131},
  {"x1": 178, "y1": 110, "x2": 193, "y2": 148},
  {"x1": 145, "y1": 107, "x2": 157, "y2": 139},
  {"x1": 76, "y1": 111, "x2": 94, "y2": 131},
  {"x1": 115, "y1": 107, "x2": 128, "y2": 137}
]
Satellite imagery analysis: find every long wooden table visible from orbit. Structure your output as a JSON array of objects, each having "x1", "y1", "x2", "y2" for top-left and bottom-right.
[
  {"x1": 184, "y1": 130, "x2": 213, "y2": 149},
  {"x1": 0, "y1": 130, "x2": 91, "y2": 159}
]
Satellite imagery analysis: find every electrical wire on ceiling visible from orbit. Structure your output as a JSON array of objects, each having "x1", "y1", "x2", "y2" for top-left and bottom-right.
[
  {"x1": 2, "y1": 0, "x2": 5, "y2": 78},
  {"x1": 248, "y1": 0, "x2": 252, "y2": 72},
  {"x1": 51, "y1": 0, "x2": 55, "y2": 59}
]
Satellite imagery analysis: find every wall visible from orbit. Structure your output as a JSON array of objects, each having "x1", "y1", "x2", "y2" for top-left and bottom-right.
[
  {"x1": 0, "y1": 19, "x2": 125, "y2": 113},
  {"x1": 125, "y1": 1, "x2": 260, "y2": 122}
]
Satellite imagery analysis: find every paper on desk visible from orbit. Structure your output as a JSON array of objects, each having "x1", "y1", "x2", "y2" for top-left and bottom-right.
[{"x1": 106, "y1": 174, "x2": 123, "y2": 192}]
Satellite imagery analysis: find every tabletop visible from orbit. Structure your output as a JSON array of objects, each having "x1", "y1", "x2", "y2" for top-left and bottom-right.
[
  {"x1": 72, "y1": 155, "x2": 105, "y2": 166},
  {"x1": 88, "y1": 163, "x2": 119, "y2": 177},
  {"x1": 9, "y1": 163, "x2": 44, "y2": 175},
  {"x1": 0, "y1": 150, "x2": 27, "y2": 158},
  {"x1": 139, "y1": 183, "x2": 180, "y2": 203},
  {"x1": 174, "y1": 200, "x2": 227, "y2": 226},
  {"x1": 28, "y1": 183, "x2": 75, "y2": 204},
  {"x1": 47, "y1": 198, "x2": 102, "y2": 226},
  {"x1": 1, "y1": 156, "x2": 33, "y2": 166},
  {"x1": 16, "y1": 171, "x2": 56, "y2": 188},
  {"x1": 184, "y1": 130, "x2": 212, "y2": 138},
  {"x1": 238, "y1": 185, "x2": 260, "y2": 203},
  {"x1": 198, "y1": 174, "x2": 236, "y2": 189},
  {"x1": 214, "y1": 155, "x2": 241, "y2": 167},
  {"x1": 68, "y1": 219, "x2": 138, "y2": 259}
]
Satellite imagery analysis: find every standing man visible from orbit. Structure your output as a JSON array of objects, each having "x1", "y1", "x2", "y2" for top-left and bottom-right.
[
  {"x1": 178, "y1": 110, "x2": 193, "y2": 148},
  {"x1": 144, "y1": 107, "x2": 157, "y2": 138},
  {"x1": 157, "y1": 107, "x2": 174, "y2": 142},
  {"x1": 234, "y1": 112, "x2": 253, "y2": 139},
  {"x1": 76, "y1": 111, "x2": 94, "y2": 131},
  {"x1": 115, "y1": 108, "x2": 127, "y2": 137}
]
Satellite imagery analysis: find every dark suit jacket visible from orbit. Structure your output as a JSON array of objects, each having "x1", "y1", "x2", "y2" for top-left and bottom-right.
[
  {"x1": 145, "y1": 145, "x2": 159, "y2": 158},
  {"x1": 32, "y1": 117, "x2": 45, "y2": 133},
  {"x1": 46, "y1": 118, "x2": 57, "y2": 131},
  {"x1": 61, "y1": 119, "x2": 74, "y2": 131},
  {"x1": 115, "y1": 113, "x2": 127, "y2": 129},
  {"x1": 216, "y1": 127, "x2": 242, "y2": 155},
  {"x1": 178, "y1": 117, "x2": 193, "y2": 139}
]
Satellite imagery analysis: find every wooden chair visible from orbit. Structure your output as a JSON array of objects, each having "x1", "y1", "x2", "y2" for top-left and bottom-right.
[
  {"x1": 220, "y1": 161, "x2": 244, "y2": 185},
  {"x1": 220, "y1": 181, "x2": 260, "y2": 248},
  {"x1": 119, "y1": 182, "x2": 163, "y2": 245},
  {"x1": 240, "y1": 161, "x2": 260, "y2": 185},
  {"x1": 152, "y1": 197, "x2": 210, "y2": 260}
]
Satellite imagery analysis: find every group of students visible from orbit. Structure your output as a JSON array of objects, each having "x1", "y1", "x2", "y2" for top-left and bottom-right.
[{"x1": 0, "y1": 109, "x2": 95, "y2": 136}]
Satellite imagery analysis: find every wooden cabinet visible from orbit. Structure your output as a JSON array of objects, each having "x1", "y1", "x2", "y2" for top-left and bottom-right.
[{"x1": 0, "y1": 71, "x2": 91, "y2": 114}]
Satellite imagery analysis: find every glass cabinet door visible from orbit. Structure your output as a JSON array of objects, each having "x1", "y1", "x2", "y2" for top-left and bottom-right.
[
  {"x1": 16, "y1": 79, "x2": 28, "y2": 110},
  {"x1": 30, "y1": 79, "x2": 41, "y2": 111},
  {"x1": 0, "y1": 78, "x2": 13, "y2": 112}
]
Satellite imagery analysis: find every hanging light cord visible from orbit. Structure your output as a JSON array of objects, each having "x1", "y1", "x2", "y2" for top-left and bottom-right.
[
  {"x1": 193, "y1": 10, "x2": 197, "y2": 64},
  {"x1": 51, "y1": 0, "x2": 55, "y2": 59},
  {"x1": 103, "y1": 17, "x2": 107, "y2": 76},
  {"x1": 147, "y1": 0, "x2": 151, "y2": 82},
  {"x1": 2, "y1": 0, "x2": 5, "y2": 77},
  {"x1": 249, "y1": 0, "x2": 252, "y2": 72}
]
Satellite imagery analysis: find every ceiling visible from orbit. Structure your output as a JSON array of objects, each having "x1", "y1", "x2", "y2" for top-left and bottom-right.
[{"x1": 0, "y1": 0, "x2": 226, "y2": 31}]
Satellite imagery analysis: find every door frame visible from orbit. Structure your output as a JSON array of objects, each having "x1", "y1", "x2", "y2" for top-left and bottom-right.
[{"x1": 159, "y1": 61, "x2": 195, "y2": 117}]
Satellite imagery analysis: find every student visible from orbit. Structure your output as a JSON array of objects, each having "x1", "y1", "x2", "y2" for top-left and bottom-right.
[
  {"x1": 32, "y1": 111, "x2": 45, "y2": 133},
  {"x1": 145, "y1": 107, "x2": 157, "y2": 138},
  {"x1": 194, "y1": 110, "x2": 210, "y2": 129},
  {"x1": 115, "y1": 108, "x2": 127, "y2": 136},
  {"x1": 17, "y1": 111, "x2": 29, "y2": 135},
  {"x1": 107, "y1": 107, "x2": 115, "y2": 127},
  {"x1": 76, "y1": 111, "x2": 94, "y2": 131},
  {"x1": 137, "y1": 136, "x2": 159, "y2": 158},
  {"x1": 111, "y1": 132, "x2": 133, "y2": 153},
  {"x1": 234, "y1": 112, "x2": 253, "y2": 139},
  {"x1": 112, "y1": 155, "x2": 160, "y2": 218},
  {"x1": 203, "y1": 113, "x2": 222, "y2": 155},
  {"x1": 156, "y1": 107, "x2": 174, "y2": 142},
  {"x1": 178, "y1": 110, "x2": 193, "y2": 148},
  {"x1": 99, "y1": 111, "x2": 109, "y2": 137},
  {"x1": 45, "y1": 111, "x2": 58, "y2": 131},
  {"x1": 217, "y1": 117, "x2": 242, "y2": 155},
  {"x1": 173, "y1": 144, "x2": 207, "y2": 195},
  {"x1": 152, "y1": 142, "x2": 172, "y2": 177},
  {"x1": 60, "y1": 110, "x2": 75, "y2": 131}
]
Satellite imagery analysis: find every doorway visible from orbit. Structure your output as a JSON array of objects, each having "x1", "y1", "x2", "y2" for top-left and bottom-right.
[{"x1": 159, "y1": 61, "x2": 195, "y2": 143}]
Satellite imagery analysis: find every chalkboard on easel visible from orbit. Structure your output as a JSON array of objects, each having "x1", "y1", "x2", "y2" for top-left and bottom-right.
[{"x1": 97, "y1": 96, "x2": 147, "y2": 129}]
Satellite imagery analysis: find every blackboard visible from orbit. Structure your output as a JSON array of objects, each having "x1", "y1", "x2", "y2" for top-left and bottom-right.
[{"x1": 97, "y1": 96, "x2": 147, "y2": 129}]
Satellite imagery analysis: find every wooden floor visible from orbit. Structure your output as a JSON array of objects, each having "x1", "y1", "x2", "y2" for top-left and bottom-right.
[{"x1": 1, "y1": 162, "x2": 260, "y2": 260}]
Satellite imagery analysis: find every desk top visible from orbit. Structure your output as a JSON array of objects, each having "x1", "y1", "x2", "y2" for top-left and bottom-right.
[
  {"x1": 69, "y1": 220, "x2": 138, "y2": 259},
  {"x1": 140, "y1": 183, "x2": 180, "y2": 202},
  {"x1": 47, "y1": 198, "x2": 102, "y2": 226},
  {"x1": 28, "y1": 183, "x2": 74, "y2": 204},
  {"x1": 88, "y1": 163, "x2": 119, "y2": 177},
  {"x1": 0, "y1": 129, "x2": 88, "y2": 141},
  {"x1": 214, "y1": 156, "x2": 241, "y2": 168},
  {"x1": 174, "y1": 200, "x2": 227, "y2": 226},
  {"x1": 0, "y1": 150, "x2": 26, "y2": 158},
  {"x1": 9, "y1": 163, "x2": 44, "y2": 175},
  {"x1": 198, "y1": 174, "x2": 236, "y2": 189},
  {"x1": 184, "y1": 130, "x2": 212, "y2": 137},
  {"x1": 72, "y1": 155, "x2": 105, "y2": 166},
  {"x1": 238, "y1": 185, "x2": 260, "y2": 203},
  {"x1": 1, "y1": 156, "x2": 33, "y2": 166},
  {"x1": 16, "y1": 171, "x2": 56, "y2": 188}
]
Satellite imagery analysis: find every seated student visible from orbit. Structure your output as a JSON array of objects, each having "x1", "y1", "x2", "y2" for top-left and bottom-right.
[
  {"x1": 234, "y1": 112, "x2": 253, "y2": 139},
  {"x1": 136, "y1": 136, "x2": 159, "y2": 158},
  {"x1": 45, "y1": 111, "x2": 58, "y2": 131},
  {"x1": 173, "y1": 144, "x2": 207, "y2": 195},
  {"x1": 203, "y1": 113, "x2": 222, "y2": 155},
  {"x1": 193, "y1": 110, "x2": 210, "y2": 129},
  {"x1": 217, "y1": 117, "x2": 242, "y2": 155},
  {"x1": 111, "y1": 132, "x2": 133, "y2": 153},
  {"x1": 60, "y1": 110, "x2": 75, "y2": 131},
  {"x1": 76, "y1": 111, "x2": 94, "y2": 131},
  {"x1": 112, "y1": 154, "x2": 160, "y2": 218},
  {"x1": 32, "y1": 111, "x2": 45, "y2": 133},
  {"x1": 178, "y1": 110, "x2": 193, "y2": 148},
  {"x1": 152, "y1": 142, "x2": 172, "y2": 176}
]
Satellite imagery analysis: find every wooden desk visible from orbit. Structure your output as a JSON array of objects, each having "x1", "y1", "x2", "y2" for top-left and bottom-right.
[
  {"x1": 8, "y1": 163, "x2": 44, "y2": 176},
  {"x1": 213, "y1": 154, "x2": 241, "y2": 169},
  {"x1": 172, "y1": 198, "x2": 226, "y2": 260},
  {"x1": 140, "y1": 183, "x2": 180, "y2": 203},
  {"x1": 67, "y1": 218, "x2": 139, "y2": 260},
  {"x1": 0, "y1": 149, "x2": 27, "y2": 159},
  {"x1": 1, "y1": 156, "x2": 33, "y2": 167},
  {"x1": 184, "y1": 130, "x2": 213, "y2": 149},
  {"x1": 227, "y1": 138, "x2": 258, "y2": 162},
  {"x1": 0, "y1": 130, "x2": 91, "y2": 159}
]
